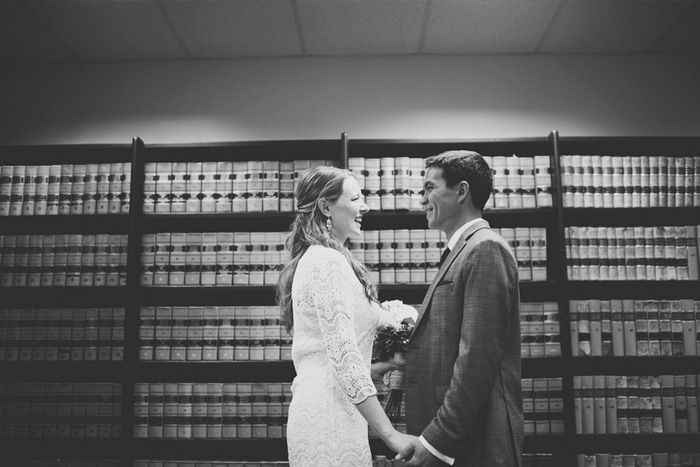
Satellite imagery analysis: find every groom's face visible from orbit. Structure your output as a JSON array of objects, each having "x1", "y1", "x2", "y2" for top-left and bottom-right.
[{"x1": 421, "y1": 166, "x2": 460, "y2": 235}]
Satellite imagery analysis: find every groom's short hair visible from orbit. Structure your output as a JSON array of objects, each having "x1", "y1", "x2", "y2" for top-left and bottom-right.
[{"x1": 425, "y1": 150, "x2": 493, "y2": 211}]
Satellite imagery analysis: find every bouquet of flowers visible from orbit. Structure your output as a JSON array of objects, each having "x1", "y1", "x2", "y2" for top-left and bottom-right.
[{"x1": 372, "y1": 300, "x2": 418, "y2": 420}]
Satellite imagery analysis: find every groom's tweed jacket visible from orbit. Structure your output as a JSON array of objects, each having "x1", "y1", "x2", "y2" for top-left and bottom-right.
[{"x1": 404, "y1": 219, "x2": 523, "y2": 467}]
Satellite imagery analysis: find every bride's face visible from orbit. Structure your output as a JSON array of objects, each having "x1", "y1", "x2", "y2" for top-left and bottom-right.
[{"x1": 328, "y1": 177, "x2": 369, "y2": 241}]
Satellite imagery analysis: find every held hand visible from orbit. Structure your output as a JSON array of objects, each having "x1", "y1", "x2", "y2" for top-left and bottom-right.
[
  {"x1": 385, "y1": 431, "x2": 418, "y2": 459},
  {"x1": 400, "y1": 437, "x2": 445, "y2": 467},
  {"x1": 371, "y1": 361, "x2": 405, "y2": 382}
]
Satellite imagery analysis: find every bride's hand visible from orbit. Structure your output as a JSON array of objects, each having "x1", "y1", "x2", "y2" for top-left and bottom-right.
[
  {"x1": 371, "y1": 361, "x2": 405, "y2": 382},
  {"x1": 385, "y1": 431, "x2": 417, "y2": 458}
]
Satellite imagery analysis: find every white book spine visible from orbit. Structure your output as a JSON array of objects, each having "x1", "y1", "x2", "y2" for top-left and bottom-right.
[{"x1": 22, "y1": 165, "x2": 37, "y2": 216}]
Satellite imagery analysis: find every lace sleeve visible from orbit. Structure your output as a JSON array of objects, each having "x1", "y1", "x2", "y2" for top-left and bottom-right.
[{"x1": 310, "y1": 250, "x2": 377, "y2": 404}]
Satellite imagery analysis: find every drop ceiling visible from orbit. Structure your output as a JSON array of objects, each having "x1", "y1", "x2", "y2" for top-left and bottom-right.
[{"x1": 1, "y1": 0, "x2": 699, "y2": 64}]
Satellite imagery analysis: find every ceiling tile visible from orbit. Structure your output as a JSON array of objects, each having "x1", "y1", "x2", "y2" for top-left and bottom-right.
[
  {"x1": 298, "y1": 0, "x2": 427, "y2": 56},
  {"x1": 23, "y1": 0, "x2": 187, "y2": 61},
  {"x1": 541, "y1": 1, "x2": 688, "y2": 54},
  {"x1": 654, "y1": 2, "x2": 700, "y2": 53},
  {"x1": 424, "y1": 0, "x2": 561, "y2": 54},
  {"x1": 160, "y1": 0, "x2": 302, "y2": 58},
  {"x1": 0, "y1": 0, "x2": 75, "y2": 63}
]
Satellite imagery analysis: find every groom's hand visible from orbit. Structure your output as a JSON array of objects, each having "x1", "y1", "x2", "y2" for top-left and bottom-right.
[{"x1": 401, "y1": 439, "x2": 445, "y2": 467}]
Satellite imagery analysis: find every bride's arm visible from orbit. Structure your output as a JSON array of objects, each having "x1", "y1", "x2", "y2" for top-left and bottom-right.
[{"x1": 356, "y1": 395, "x2": 414, "y2": 455}]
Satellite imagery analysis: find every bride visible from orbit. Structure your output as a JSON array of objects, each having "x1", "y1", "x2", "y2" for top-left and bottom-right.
[{"x1": 277, "y1": 165, "x2": 415, "y2": 466}]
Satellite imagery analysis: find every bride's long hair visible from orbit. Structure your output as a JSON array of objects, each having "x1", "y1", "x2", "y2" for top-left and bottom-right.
[{"x1": 277, "y1": 166, "x2": 377, "y2": 333}]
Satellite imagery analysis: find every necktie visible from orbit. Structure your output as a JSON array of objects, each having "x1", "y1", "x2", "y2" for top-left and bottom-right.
[{"x1": 439, "y1": 247, "x2": 451, "y2": 267}]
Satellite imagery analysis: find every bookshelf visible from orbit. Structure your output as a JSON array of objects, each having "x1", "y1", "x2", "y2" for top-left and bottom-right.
[{"x1": 1, "y1": 133, "x2": 699, "y2": 466}]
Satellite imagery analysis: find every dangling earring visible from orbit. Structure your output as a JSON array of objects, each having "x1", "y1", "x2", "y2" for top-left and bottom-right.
[{"x1": 326, "y1": 216, "x2": 333, "y2": 232}]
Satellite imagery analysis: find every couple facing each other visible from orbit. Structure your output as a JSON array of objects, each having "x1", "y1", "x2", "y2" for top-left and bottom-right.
[{"x1": 276, "y1": 151, "x2": 523, "y2": 467}]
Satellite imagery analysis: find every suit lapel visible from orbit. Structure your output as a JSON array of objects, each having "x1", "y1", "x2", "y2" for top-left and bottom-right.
[{"x1": 413, "y1": 219, "x2": 491, "y2": 332}]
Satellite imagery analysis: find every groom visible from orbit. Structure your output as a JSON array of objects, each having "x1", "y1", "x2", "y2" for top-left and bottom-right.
[{"x1": 398, "y1": 151, "x2": 523, "y2": 466}]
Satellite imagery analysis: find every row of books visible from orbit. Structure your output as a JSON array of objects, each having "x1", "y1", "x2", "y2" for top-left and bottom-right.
[
  {"x1": 0, "y1": 383, "x2": 123, "y2": 438},
  {"x1": 565, "y1": 226, "x2": 700, "y2": 281},
  {"x1": 136, "y1": 463, "x2": 290, "y2": 467},
  {"x1": 522, "y1": 378, "x2": 564, "y2": 435},
  {"x1": 0, "y1": 234, "x2": 128, "y2": 287},
  {"x1": 573, "y1": 374, "x2": 700, "y2": 435},
  {"x1": 0, "y1": 164, "x2": 132, "y2": 216},
  {"x1": 348, "y1": 155, "x2": 554, "y2": 210},
  {"x1": 0, "y1": 307, "x2": 125, "y2": 362},
  {"x1": 578, "y1": 452, "x2": 700, "y2": 467},
  {"x1": 570, "y1": 299, "x2": 700, "y2": 357},
  {"x1": 561, "y1": 155, "x2": 700, "y2": 209},
  {"x1": 139, "y1": 306, "x2": 292, "y2": 362},
  {"x1": 520, "y1": 302, "x2": 561, "y2": 358},
  {"x1": 133, "y1": 382, "x2": 292, "y2": 439},
  {"x1": 143, "y1": 160, "x2": 333, "y2": 214}
]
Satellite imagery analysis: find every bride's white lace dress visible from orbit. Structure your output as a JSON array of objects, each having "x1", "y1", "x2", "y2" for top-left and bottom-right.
[{"x1": 287, "y1": 245, "x2": 381, "y2": 467}]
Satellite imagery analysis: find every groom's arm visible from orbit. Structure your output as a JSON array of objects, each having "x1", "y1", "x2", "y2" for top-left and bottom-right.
[{"x1": 421, "y1": 239, "x2": 517, "y2": 457}]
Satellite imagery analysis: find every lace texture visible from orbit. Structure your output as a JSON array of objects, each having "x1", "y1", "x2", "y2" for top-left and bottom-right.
[{"x1": 287, "y1": 245, "x2": 380, "y2": 467}]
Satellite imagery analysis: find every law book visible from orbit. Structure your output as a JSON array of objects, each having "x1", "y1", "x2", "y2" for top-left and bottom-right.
[
  {"x1": 264, "y1": 306, "x2": 281, "y2": 361},
  {"x1": 529, "y1": 303, "x2": 545, "y2": 358},
  {"x1": 200, "y1": 233, "x2": 217, "y2": 286},
  {"x1": 215, "y1": 232, "x2": 234, "y2": 286},
  {"x1": 93, "y1": 163, "x2": 110, "y2": 215},
  {"x1": 89, "y1": 234, "x2": 106, "y2": 287},
  {"x1": 681, "y1": 299, "x2": 697, "y2": 356},
  {"x1": 409, "y1": 229, "x2": 426, "y2": 284},
  {"x1": 167, "y1": 162, "x2": 186, "y2": 213},
  {"x1": 9, "y1": 165, "x2": 26, "y2": 216},
  {"x1": 234, "y1": 307, "x2": 250, "y2": 361},
  {"x1": 160, "y1": 383, "x2": 178, "y2": 438},
  {"x1": 146, "y1": 382, "x2": 164, "y2": 438},
  {"x1": 521, "y1": 378, "x2": 534, "y2": 435},
  {"x1": 580, "y1": 375, "x2": 595, "y2": 434},
  {"x1": 248, "y1": 232, "x2": 265, "y2": 286},
  {"x1": 577, "y1": 301, "x2": 591, "y2": 356},
  {"x1": 664, "y1": 300, "x2": 680, "y2": 356},
  {"x1": 674, "y1": 375, "x2": 689, "y2": 432},
  {"x1": 52, "y1": 234, "x2": 68, "y2": 286},
  {"x1": 588, "y1": 300, "x2": 603, "y2": 356},
  {"x1": 581, "y1": 155, "x2": 595, "y2": 208},
  {"x1": 532, "y1": 378, "x2": 549, "y2": 434},
  {"x1": 603, "y1": 375, "x2": 617, "y2": 434},
  {"x1": 186, "y1": 306, "x2": 204, "y2": 361},
  {"x1": 233, "y1": 232, "x2": 250, "y2": 285},
  {"x1": 264, "y1": 232, "x2": 282, "y2": 286},
  {"x1": 230, "y1": 161, "x2": 247, "y2": 213},
  {"x1": 184, "y1": 162, "x2": 203, "y2": 213},
  {"x1": 68, "y1": 164, "x2": 86, "y2": 215},
  {"x1": 655, "y1": 156, "x2": 668, "y2": 208},
  {"x1": 588, "y1": 155, "x2": 603, "y2": 208},
  {"x1": 81, "y1": 164, "x2": 98, "y2": 215},
  {"x1": 206, "y1": 382, "x2": 223, "y2": 439},
  {"x1": 663, "y1": 227, "x2": 678, "y2": 281},
  {"x1": 65, "y1": 234, "x2": 82, "y2": 287},
  {"x1": 491, "y1": 156, "x2": 509, "y2": 209},
  {"x1": 140, "y1": 234, "x2": 156, "y2": 286},
  {"x1": 379, "y1": 229, "x2": 396, "y2": 284},
  {"x1": 599, "y1": 300, "x2": 613, "y2": 357},
  {"x1": 12, "y1": 234, "x2": 29, "y2": 287},
  {"x1": 153, "y1": 162, "x2": 172, "y2": 213},
  {"x1": 668, "y1": 157, "x2": 678, "y2": 208},
  {"x1": 649, "y1": 376, "x2": 664, "y2": 434},
  {"x1": 260, "y1": 160, "x2": 280, "y2": 212},
  {"x1": 364, "y1": 230, "x2": 381, "y2": 284},
  {"x1": 79, "y1": 234, "x2": 96, "y2": 287},
  {"x1": 362, "y1": 158, "x2": 380, "y2": 211},
  {"x1": 177, "y1": 383, "x2": 193, "y2": 438},
  {"x1": 280, "y1": 325, "x2": 293, "y2": 361},
  {"x1": 685, "y1": 225, "x2": 699, "y2": 280},
  {"x1": 626, "y1": 376, "x2": 640, "y2": 433},
  {"x1": 17, "y1": 307, "x2": 34, "y2": 361},
  {"x1": 139, "y1": 307, "x2": 155, "y2": 360},
  {"x1": 566, "y1": 227, "x2": 580, "y2": 280},
  {"x1": 516, "y1": 156, "x2": 535, "y2": 209},
  {"x1": 394, "y1": 229, "x2": 410, "y2": 284},
  {"x1": 21, "y1": 165, "x2": 37, "y2": 215},
  {"x1": 409, "y1": 158, "x2": 425, "y2": 211},
  {"x1": 646, "y1": 300, "x2": 662, "y2": 356},
  {"x1": 0, "y1": 235, "x2": 16, "y2": 287},
  {"x1": 632, "y1": 226, "x2": 647, "y2": 280},
  {"x1": 686, "y1": 374, "x2": 699, "y2": 432},
  {"x1": 567, "y1": 154, "x2": 581, "y2": 208},
  {"x1": 57, "y1": 308, "x2": 73, "y2": 361},
  {"x1": 27, "y1": 235, "x2": 43, "y2": 287},
  {"x1": 504, "y1": 156, "x2": 522, "y2": 209},
  {"x1": 634, "y1": 300, "x2": 650, "y2": 356},
  {"x1": 600, "y1": 155, "x2": 613, "y2": 208},
  {"x1": 215, "y1": 161, "x2": 233, "y2": 213},
  {"x1": 617, "y1": 299, "x2": 635, "y2": 358},
  {"x1": 221, "y1": 383, "x2": 238, "y2": 438},
  {"x1": 153, "y1": 307, "x2": 172, "y2": 361},
  {"x1": 348, "y1": 230, "x2": 364, "y2": 264},
  {"x1": 660, "y1": 375, "x2": 676, "y2": 433},
  {"x1": 638, "y1": 376, "x2": 654, "y2": 433},
  {"x1": 2, "y1": 308, "x2": 20, "y2": 361},
  {"x1": 108, "y1": 163, "x2": 124, "y2": 214},
  {"x1": 184, "y1": 233, "x2": 202, "y2": 286},
  {"x1": 593, "y1": 375, "x2": 607, "y2": 433},
  {"x1": 643, "y1": 226, "x2": 655, "y2": 280},
  {"x1": 0, "y1": 165, "x2": 13, "y2": 215},
  {"x1": 378, "y1": 157, "x2": 396, "y2": 211},
  {"x1": 217, "y1": 306, "x2": 235, "y2": 361},
  {"x1": 530, "y1": 227, "x2": 547, "y2": 282},
  {"x1": 191, "y1": 383, "x2": 208, "y2": 438},
  {"x1": 83, "y1": 307, "x2": 99, "y2": 361},
  {"x1": 393, "y1": 157, "x2": 411, "y2": 211},
  {"x1": 519, "y1": 303, "x2": 533, "y2": 358},
  {"x1": 533, "y1": 155, "x2": 552, "y2": 208},
  {"x1": 278, "y1": 161, "x2": 295, "y2": 212},
  {"x1": 202, "y1": 306, "x2": 218, "y2": 361},
  {"x1": 246, "y1": 160, "x2": 264, "y2": 212},
  {"x1": 609, "y1": 156, "x2": 624, "y2": 208},
  {"x1": 106, "y1": 234, "x2": 122, "y2": 287},
  {"x1": 249, "y1": 306, "x2": 265, "y2": 361},
  {"x1": 515, "y1": 227, "x2": 533, "y2": 282},
  {"x1": 200, "y1": 161, "x2": 218, "y2": 212},
  {"x1": 153, "y1": 232, "x2": 172, "y2": 286}
]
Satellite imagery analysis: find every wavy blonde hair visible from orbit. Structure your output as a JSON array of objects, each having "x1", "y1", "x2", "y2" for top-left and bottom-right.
[{"x1": 276, "y1": 166, "x2": 377, "y2": 333}]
